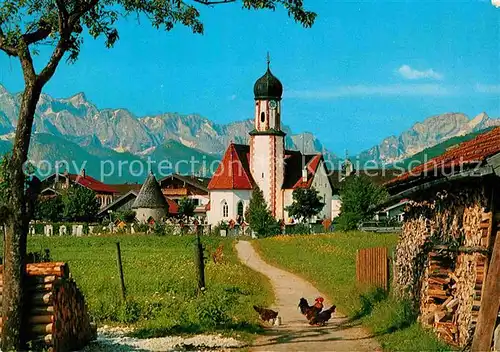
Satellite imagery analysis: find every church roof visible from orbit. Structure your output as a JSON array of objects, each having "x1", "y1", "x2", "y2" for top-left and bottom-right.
[
  {"x1": 208, "y1": 144, "x2": 254, "y2": 190},
  {"x1": 132, "y1": 173, "x2": 168, "y2": 209},
  {"x1": 282, "y1": 152, "x2": 323, "y2": 189},
  {"x1": 208, "y1": 143, "x2": 325, "y2": 190}
]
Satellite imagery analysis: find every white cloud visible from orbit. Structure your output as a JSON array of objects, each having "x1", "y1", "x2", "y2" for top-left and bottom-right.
[
  {"x1": 397, "y1": 65, "x2": 443, "y2": 80},
  {"x1": 286, "y1": 84, "x2": 455, "y2": 99},
  {"x1": 474, "y1": 83, "x2": 500, "y2": 94},
  {"x1": 229, "y1": 94, "x2": 237, "y2": 101}
]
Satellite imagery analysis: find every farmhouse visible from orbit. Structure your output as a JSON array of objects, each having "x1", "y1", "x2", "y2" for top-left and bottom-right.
[
  {"x1": 159, "y1": 174, "x2": 210, "y2": 217},
  {"x1": 40, "y1": 170, "x2": 118, "y2": 209},
  {"x1": 100, "y1": 173, "x2": 209, "y2": 220},
  {"x1": 206, "y1": 61, "x2": 333, "y2": 225},
  {"x1": 385, "y1": 127, "x2": 500, "y2": 349}
]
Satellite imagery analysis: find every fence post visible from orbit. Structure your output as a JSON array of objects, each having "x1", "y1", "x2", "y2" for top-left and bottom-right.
[
  {"x1": 194, "y1": 233, "x2": 206, "y2": 293},
  {"x1": 116, "y1": 242, "x2": 126, "y2": 301}
]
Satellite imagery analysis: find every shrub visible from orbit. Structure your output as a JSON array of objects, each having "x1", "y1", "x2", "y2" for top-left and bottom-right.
[
  {"x1": 118, "y1": 300, "x2": 142, "y2": 324},
  {"x1": 354, "y1": 287, "x2": 388, "y2": 319},
  {"x1": 246, "y1": 187, "x2": 281, "y2": 237},
  {"x1": 152, "y1": 223, "x2": 166, "y2": 236},
  {"x1": 114, "y1": 210, "x2": 137, "y2": 223},
  {"x1": 187, "y1": 290, "x2": 231, "y2": 328},
  {"x1": 285, "y1": 187, "x2": 325, "y2": 223},
  {"x1": 284, "y1": 223, "x2": 310, "y2": 235},
  {"x1": 337, "y1": 175, "x2": 388, "y2": 231},
  {"x1": 135, "y1": 223, "x2": 149, "y2": 233},
  {"x1": 178, "y1": 197, "x2": 195, "y2": 219},
  {"x1": 62, "y1": 186, "x2": 100, "y2": 222},
  {"x1": 35, "y1": 196, "x2": 64, "y2": 222},
  {"x1": 335, "y1": 212, "x2": 363, "y2": 232}
]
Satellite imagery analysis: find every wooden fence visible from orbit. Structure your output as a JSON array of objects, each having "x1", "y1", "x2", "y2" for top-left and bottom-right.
[{"x1": 356, "y1": 247, "x2": 389, "y2": 290}]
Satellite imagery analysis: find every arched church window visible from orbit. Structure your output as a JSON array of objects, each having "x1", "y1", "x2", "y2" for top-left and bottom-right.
[
  {"x1": 260, "y1": 112, "x2": 265, "y2": 123},
  {"x1": 237, "y1": 201, "x2": 244, "y2": 217},
  {"x1": 222, "y1": 200, "x2": 229, "y2": 218}
]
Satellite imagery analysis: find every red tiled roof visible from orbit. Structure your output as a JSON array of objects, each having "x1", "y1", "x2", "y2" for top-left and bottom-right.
[
  {"x1": 208, "y1": 143, "x2": 326, "y2": 190},
  {"x1": 166, "y1": 198, "x2": 179, "y2": 214},
  {"x1": 69, "y1": 174, "x2": 118, "y2": 194},
  {"x1": 208, "y1": 144, "x2": 254, "y2": 190},
  {"x1": 292, "y1": 154, "x2": 322, "y2": 189},
  {"x1": 389, "y1": 127, "x2": 500, "y2": 186}
]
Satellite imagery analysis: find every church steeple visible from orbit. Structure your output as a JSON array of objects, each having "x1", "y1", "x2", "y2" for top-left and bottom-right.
[
  {"x1": 253, "y1": 54, "x2": 283, "y2": 101},
  {"x1": 249, "y1": 57, "x2": 286, "y2": 218},
  {"x1": 251, "y1": 55, "x2": 285, "y2": 136}
]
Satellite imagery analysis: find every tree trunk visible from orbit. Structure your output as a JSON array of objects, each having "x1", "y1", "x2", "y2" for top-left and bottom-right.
[{"x1": 1, "y1": 80, "x2": 42, "y2": 351}]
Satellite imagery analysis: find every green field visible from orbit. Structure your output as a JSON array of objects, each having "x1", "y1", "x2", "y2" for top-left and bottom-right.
[
  {"x1": 23, "y1": 235, "x2": 273, "y2": 340},
  {"x1": 255, "y1": 232, "x2": 454, "y2": 352}
]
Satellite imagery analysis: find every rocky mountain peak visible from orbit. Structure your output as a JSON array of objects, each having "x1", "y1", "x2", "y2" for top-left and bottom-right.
[
  {"x1": 358, "y1": 112, "x2": 500, "y2": 165},
  {"x1": 67, "y1": 92, "x2": 88, "y2": 107},
  {"x1": 0, "y1": 85, "x2": 497, "y2": 172}
]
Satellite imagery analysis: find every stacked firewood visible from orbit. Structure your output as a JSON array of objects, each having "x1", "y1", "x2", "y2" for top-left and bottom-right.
[
  {"x1": 420, "y1": 252, "x2": 460, "y2": 345},
  {"x1": 394, "y1": 212, "x2": 434, "y2": 298},
  {"x1": 52, "y1": 276, "x2": 96, "y2": 351},
  {"x1": 420, "y1": 251, "x2": 488, "y2": 346},
  {"x1": 0, "y1": 262, "x2": 96, "y2": 351}
]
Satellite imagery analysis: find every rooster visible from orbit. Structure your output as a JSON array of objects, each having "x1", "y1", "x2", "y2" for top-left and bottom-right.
[
  {"x1": 253, "y1": 305, "x2": 279, "y2": 323},
  {"x1": 309, "y1": 305, "x2": 336, "y2": 326},
  {"x1": 298, "y1": 297, "x2": 324, "y2": 321}
]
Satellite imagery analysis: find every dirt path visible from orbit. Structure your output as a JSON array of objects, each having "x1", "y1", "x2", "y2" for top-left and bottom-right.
[{"x1": 236, "y1": 240, "x2": 381, "y2": 352}]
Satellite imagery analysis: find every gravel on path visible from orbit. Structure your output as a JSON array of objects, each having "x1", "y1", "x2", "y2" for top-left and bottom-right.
[{"x1": 79, "y1": 326, "x2": 244, "y2": 352}]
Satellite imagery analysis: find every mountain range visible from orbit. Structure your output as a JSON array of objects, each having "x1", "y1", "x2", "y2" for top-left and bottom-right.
[{"x1": 0, "y1": 84, "x2": 499, "y2": 182}]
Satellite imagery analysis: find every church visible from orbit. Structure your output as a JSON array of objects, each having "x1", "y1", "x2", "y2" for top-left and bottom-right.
[{"x1": 206, "y1": 60, "x2": 333, "y2": 225}]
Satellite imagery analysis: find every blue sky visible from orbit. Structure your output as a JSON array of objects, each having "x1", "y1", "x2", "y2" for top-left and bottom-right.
[{"x1": 0, "y1": 0, "x2": 499, "y2": 154}]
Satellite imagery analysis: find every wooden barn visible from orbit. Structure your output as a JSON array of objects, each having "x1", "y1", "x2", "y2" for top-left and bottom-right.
[{"x1": 385, "y1": 127, "x2": 500, "y2": 350}]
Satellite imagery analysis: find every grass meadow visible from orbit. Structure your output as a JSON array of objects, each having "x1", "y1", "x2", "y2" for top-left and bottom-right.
[
  {"x1": 23, "y1": 235, "x2": 273, "y2": 341},
  {"x1": 254, "y1": 232, "x2": 454, "y2": 352}
]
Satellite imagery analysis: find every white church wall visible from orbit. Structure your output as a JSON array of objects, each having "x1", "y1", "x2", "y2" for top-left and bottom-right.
[
  {"x1": 251, "y1": 135, "x2": 272, "y2": 203},
  {"x1": 310, "y1": 161, "x2": 333, "y2": 221},
  {"x1": 207, "y1": 190, "x2": 251, "y2": 225}
]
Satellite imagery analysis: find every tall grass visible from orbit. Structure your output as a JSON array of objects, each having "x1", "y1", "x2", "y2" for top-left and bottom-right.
[
  {"x1": 255, "y1": 232, "x2": 454, "y2": 351},
  {"x1": 19, "y1": 235, "x2": 273, "y2": 340}
]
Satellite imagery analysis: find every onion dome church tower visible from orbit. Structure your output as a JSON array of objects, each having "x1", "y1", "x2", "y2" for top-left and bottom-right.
[{"x1": 249, "y1": 55, "x2": 286, "y2": 218}]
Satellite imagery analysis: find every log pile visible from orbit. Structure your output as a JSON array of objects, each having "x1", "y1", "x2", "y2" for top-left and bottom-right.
[
  {"x1": 396, "y1": 186, "x2": 497, "y2": 347},
  {"x1": 420, "y1": 252, "x2": 459, "y2": 345},
  {"x1": 0, "y1": 262, "x2": 96, "y2": 351},
  {"x1": 394, "y1": 210, "x2": 434, "y2": 298},
  {"x1": 419, "y1": 252, "x2": 487, "y2": 346}
]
